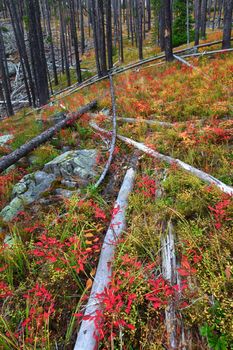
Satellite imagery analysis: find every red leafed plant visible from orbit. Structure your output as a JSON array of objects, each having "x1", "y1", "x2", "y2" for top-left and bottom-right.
[
  {"x1": 208, "y1": 195, "x2": 231, "y2": 230},
  {"x1": 177, "y1": 255, "x2": 197, "y2": 277},
  {"x1": 136, "y1": 174, "x2": 157, "y2": 199},
  {"x1": 0, "y1": 281, "x2": 13, "y2": 299},
  {"x1": 16, "y1": 284, "x2": 55, "y2": 345}
]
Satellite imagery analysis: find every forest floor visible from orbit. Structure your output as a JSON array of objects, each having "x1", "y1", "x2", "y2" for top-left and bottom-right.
[{"x1": 0, "y1": 30, "x2": 233, "y2": 349}]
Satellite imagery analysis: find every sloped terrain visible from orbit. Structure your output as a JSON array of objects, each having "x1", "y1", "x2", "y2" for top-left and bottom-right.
[{"x1": 0, "y1": 37, "x2": 232, "y2": 349}]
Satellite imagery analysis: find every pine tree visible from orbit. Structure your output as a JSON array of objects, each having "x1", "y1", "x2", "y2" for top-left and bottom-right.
[{"x1": 172, "y1": 0, "x2": 194, "y2": 47}]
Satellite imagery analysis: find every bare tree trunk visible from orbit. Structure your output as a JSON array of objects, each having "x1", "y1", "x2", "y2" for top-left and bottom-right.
[
  {"x1": 26, "y1": 0, "x2": 49, "y2": 106},
  {"x1": 222, "y1": 0, "x2": 233, "y2": 49},
  {"x1": 59, "y1": 0, "x2": 71, "y2": 86},
  {"x1": 217, "y1": 0, "x2": 223, "y2": 28},
  {"x1": 212, "y1": 0, "x2": 217, "y2": 30},
  {"x1": 0, "y1": 26, "x2": 14, "y2": 116},
  {"x1": 106, "y1": 0, "x2": 113, "y2": 69},
  {"x1": 98, "y1": 0, "x2": 108, "y2": 74},
  {"x1": 164, "y1": 0, "x2": 173, "y2": 61},
  {"x1": 159, "y1": 3, "x2": 165, "y2": 50},
  {"x1": 45, "y1": 0, "x2": 58, "y2": 85},
  {"x1": 80, "y1": 0, "x2": 85, "y2": 54},
  {"x1": 7, "y1": 0, "x2": 36, "y2": 107},
  {"x1": 137, "y1": 0, "x2": 143, "y2": 59},
  {"x1": 194, "y1": 0, "x2": 201, "y2": 45},
  {"x1": 201, "y1": 0, "x2": 207, "y2": 38},
  {"x1": 70, "y1": 0, "x2": 82, "y2": 83},
  {"x1": 118, "y1": 0, "x2": 124, "y2": 62},
  {"x1": 90, "y1": 0, "x2": 102, "y2": 76}
]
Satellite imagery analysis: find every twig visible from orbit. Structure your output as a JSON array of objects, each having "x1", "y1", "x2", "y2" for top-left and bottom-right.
[{"x1": 94, "y1": 75, "x2": 117, "y2": 188}]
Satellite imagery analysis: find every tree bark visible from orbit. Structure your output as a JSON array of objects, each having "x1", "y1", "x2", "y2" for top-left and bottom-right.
[
  {"x1": 201, "y1": 0, "x2": 207, "y2": 38},
  {"x1": 222, "y1": 0, "x2": 233, "y2": 49},
  {"x1": 106, "y1": 0, "x2": 113, "y2": 69},
  {"x1": 26, "y1": 0, "x2": 49, "y2": 105},
  {"x1": 194, "y1": 0, "x2": 201, "y2": 45},
  {"x1": 164, "y1": 0, "x2": 173, "y2": 61},
  {"x1": 0, "y1": 26, "x2": 14, "y2": 116}
]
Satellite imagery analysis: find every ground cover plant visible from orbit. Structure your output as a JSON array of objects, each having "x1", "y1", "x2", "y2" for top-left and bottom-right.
[{"x1": 0, "y1": 28, "x2": 233, "y2": 349}]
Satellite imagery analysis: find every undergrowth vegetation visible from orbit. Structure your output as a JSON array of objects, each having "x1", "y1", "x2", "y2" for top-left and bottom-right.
[{"x1": 0, "y1": 31, "x2": 232, "y2": 349}]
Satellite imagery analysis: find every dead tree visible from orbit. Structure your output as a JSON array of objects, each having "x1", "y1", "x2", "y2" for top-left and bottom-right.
[
  {"x1": 69, "y1": 0, "x2": 82, "y2": 83},
  {"x1": 26, "y1": 0, "x2": 49, "y2": 105},
  {"x1": 194, "y1": 0, "x2": 201, "y2": 45},
  {"x1": 201, "y1": 0, "x2": 207, "y2": 38},
  {"x1": 164, "y1": 0, "x2": 173, "y2": 61},
  {"x1": 0, "y1": 25, "x2": 13, "y2": 116},
  {"x1": 222, "y1": 0, "x2": 233, "y2": 49}
]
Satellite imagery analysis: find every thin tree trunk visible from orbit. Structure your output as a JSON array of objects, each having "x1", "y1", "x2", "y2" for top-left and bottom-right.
[
  {"x1": 164, "y1": 0, "x2": 173, "y2": 61},
  {"x1": 201, "y1": 0, "x2": 207, "y2": 38},
  {"x1": 59, "y1": 0, "x2": 71, "y2": 86},
  {"x1": 70, "y1": 0, "x2": 82, "y2": 83},
  {"x1": 45, "y1": 0, "x2": 58, "y2": 85},
  {"x1": 222, "y1": 0, "x2": 233, "y2": 49},
  {"x1": 106, "y1": 0, "x2": 113, "y2": 69},
  {"x1": 194, "y1": 0, "x2": 201, "y2": 45},
  {"x1": 0, "y1": 26, "x2": 14, "y2": 116}
]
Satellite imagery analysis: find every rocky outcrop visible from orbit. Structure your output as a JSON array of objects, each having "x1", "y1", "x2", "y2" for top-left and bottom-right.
[
  {"x1": 44, "y1": 149, "x2": 97, "y2": 181},
  {"x1": 0, "y1": 149, "x2": 97, "y2": 222}
]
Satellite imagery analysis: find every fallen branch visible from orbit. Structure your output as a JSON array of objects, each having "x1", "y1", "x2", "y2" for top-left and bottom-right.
[
  {"x1": 74, "y1": 155, "x2": 138, "y2": 350},
  {"x1": 174, "y1": 54, "x2": 196, "y2": 69},
  {"x1": 0, "y1": 100, "x2": 29, "y2": 105},
  {"x1": 0, "y1": 100, "x2": 97, "y2": 173},
  {"x1": 94, "y1": 75, "x2": 117, "y2": 188},
  {"x1": 181, "y1": 47, "x2": 233, "y2": 58},
  {"x1": 90, "y1": 122, "x2": 233, "y2": 195},
  {"x1": 174, "y1": 54, "x2": 211, "y2": 80},
  {"x1": 117, "y1": 116, "x2": 173, "y2": 127},
  {"x1": 90, "y1": 113, "x2": 173, "y2": 128}
]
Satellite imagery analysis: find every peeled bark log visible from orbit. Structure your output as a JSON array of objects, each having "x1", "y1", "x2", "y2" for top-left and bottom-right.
[
  {"x1": 74, "y1": 156, "x2": 138, "y2": 350},
  {"x1": 0, "y1": 100, "x2": 97, "y2": 173},
  {"x1": 90, "y1": 122, "x2": 233, "y2": 195},
  {"x1": 94, "y1": 76, "x2": 117, "y2": 188},
  {"x1": 161, "y1": 222, "x2": 183, "y2": 349}
]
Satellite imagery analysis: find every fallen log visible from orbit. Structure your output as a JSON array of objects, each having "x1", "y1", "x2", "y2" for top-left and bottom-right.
[
  {"x1": 74, "y1": 155, "x2": 138, "y2": 350},
  {"x1": 194, "y1": 37, "x2": 233, "y2": 49},
  {"x1": 161, "y1": 222, "x2": 184, "y2": 349},
  {"x1": 90, "y1": 122, "x2": 233, "y2": 195},
  {"x1": 181, "y1": 47, "x2": 233, "y2": 58},
  {"x1": 0, "y1": 100, "x2": 97, "y2": 173}
]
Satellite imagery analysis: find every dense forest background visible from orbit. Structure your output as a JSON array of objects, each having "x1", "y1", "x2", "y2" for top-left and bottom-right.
[{"x1": 0, "y1": 0, "x2": 232, "y2": 117}]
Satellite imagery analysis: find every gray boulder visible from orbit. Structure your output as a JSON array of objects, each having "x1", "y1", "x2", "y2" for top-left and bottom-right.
[
  {"x1": 0, "y1": 149, "x2": 97, "y2": 222},
  {"x1": 0, "y1": 134, "x2": 13, "y2": 147},
  {"x1": 44, "y1": 149, "x2": 97, "y2": 180},
  {"x1": 1, "y1": 171, "x2": 56, "y2": 222}
]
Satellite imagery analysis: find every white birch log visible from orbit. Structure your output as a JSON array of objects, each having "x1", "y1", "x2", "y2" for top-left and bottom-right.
[
  {"x1": 90, "y1": 122, "x2": 233, "y2": 195},
  {"x1": 74, "y1": 163, "x2": 137, "y2": 350}
]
